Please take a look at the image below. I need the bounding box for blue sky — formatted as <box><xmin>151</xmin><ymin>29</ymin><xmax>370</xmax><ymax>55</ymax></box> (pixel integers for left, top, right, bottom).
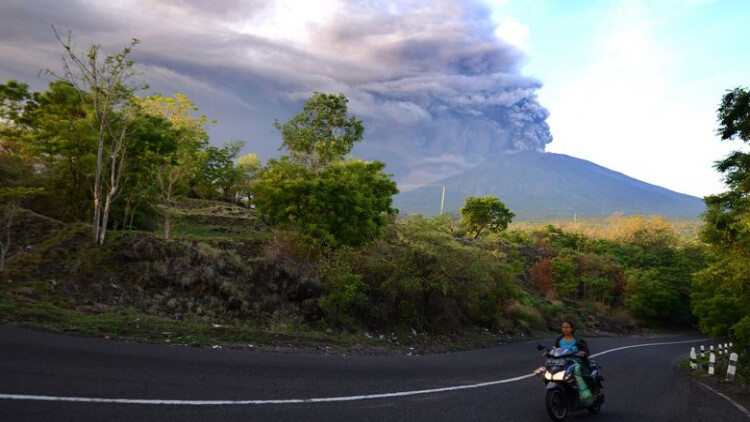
<box><xmin>490</xmin><ymin>0</ymin><xmax>750</xmax><ymax>197</ymax></box>
<box><xmin>1</xmin><ymin>0</ymin><xmax>748</xmax><ymax>198</ymax></box>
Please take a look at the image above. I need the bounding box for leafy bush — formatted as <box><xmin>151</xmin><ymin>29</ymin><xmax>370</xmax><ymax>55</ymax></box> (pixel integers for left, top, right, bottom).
<box><xmin>344</xmin><ymin>215</ymin><xmax>520</xmax><ymax>331</ymax></box>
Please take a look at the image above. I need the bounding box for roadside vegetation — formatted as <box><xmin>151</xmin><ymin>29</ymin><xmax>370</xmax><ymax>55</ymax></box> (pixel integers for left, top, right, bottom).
<box><xmin>0</xmin><ymin>33</ymin><xmax>748</xmax><ymax>367</ymax></box>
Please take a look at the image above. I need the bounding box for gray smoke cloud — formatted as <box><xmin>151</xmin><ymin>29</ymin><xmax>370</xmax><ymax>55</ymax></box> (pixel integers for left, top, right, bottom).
<box><xmin>309</xmin><ymin>1</ymin><xmax>553</xmax><ymax>186</ymax></box>
<box><xmin>0</xmin><ymin>0</ymin><xmax>551</xmax><ymax>188</ymax></box>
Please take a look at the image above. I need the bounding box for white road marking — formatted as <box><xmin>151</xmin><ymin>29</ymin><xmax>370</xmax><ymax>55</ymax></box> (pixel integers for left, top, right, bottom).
<box><xmin>699</xmin><ymin>382</ymin><xmax>750</xmax><ymax>419</ymax></box>
<box><xmin>0</xmin><ymin>338</ymin><xmax>705</xmax><ymax>406</ymax></box>
<box><xmin>589</xmin><ymin>338</ymin><xmax>707</xmax><ymax>358</ymax></box>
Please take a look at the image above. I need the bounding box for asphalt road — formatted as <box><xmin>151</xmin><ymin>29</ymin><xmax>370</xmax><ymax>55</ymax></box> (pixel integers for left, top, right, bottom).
<box><xmin>0</xmin><ymin>326</ymin><xmax>746</xmax><ymax>421</ymax></box>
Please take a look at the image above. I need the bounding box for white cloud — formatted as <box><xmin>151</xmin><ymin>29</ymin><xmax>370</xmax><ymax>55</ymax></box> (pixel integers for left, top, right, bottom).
<box><xmin>494</xmin><ymin>18</ymin><xmax>530</xmax><ymax>51</ymax></box>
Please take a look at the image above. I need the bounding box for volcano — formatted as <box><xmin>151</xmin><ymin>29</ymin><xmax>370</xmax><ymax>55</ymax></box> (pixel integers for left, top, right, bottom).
<box><xmin>392</xmin><ymin>151</ymin><xmax>706</xmax><ymax>220</ymax></box>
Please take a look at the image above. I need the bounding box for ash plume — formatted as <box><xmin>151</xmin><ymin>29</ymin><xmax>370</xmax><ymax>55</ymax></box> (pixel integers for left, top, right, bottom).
<box><xmin>0</xmin><ymin>0</ymin><xmax>552</xmax><ymax>187</ymax></box>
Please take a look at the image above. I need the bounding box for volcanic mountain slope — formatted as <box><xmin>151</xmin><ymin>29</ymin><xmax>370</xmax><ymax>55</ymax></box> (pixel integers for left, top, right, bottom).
<box><xmin>392</xmin><ymin>151</ymin><xmax>706</xmax><ymax>220</ymax></box>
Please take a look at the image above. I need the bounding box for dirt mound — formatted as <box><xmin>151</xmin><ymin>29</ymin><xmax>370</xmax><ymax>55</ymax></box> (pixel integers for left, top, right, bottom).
<box><xmin>6</xmin><ymin>208</ymin><xmax>65</xmax><ymax>258</ymax></box>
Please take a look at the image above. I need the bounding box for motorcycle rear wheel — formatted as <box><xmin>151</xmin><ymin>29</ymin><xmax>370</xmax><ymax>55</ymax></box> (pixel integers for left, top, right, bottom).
<box><xmin>588</xmin><ymin>383</ymin><xmax>603</xmax><ymax>414</ymax></box>
<box><xmin>545</xmin><ymin>388</ymin><xmax>568</xmax><ymax>422</ymax></box>
<box><xmin>587</xmin><ymin>401</ymin><xmax>601</xmax><ymax>414</ymax></box>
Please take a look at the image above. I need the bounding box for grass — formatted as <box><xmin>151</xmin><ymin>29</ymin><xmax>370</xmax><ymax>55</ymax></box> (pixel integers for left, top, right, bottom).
<box><xmin>167</xmin><ymin>222</ymin><xmax>259</xmax><ymax>239</ymax></box>
<box><xmin>0</xmin><ymin>279</ymin><xmax>359</xmax><ymax>350</ymax></box>
<box><xmin>0</xmin><ymin>277</ymin><xmax>532</xmax><ymax>354</ymax></box>
<box><xmin>1</xmin><ymin>278</ymin><xmax>500</xmax><ymax>353</ymax></box>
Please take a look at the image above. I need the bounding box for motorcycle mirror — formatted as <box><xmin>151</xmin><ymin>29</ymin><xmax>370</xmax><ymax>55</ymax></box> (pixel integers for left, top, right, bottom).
<box><xmin>536</xmin><ymin>344</ymin><xmax>546</xmax><ymax>351</ymax></box>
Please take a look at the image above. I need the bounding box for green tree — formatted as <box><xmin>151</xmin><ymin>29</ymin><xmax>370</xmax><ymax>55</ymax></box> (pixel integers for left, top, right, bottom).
<box><xmin>255</xmin><ymin>93</ymin><xmax>397</xmax><ymax>247</ymax></box>
<box><xmin>551</xmin><ymin>254</ymin><xmax>578</xmax><ymax>299</ymax></box>
<box><xmin>460</xmin><ymin>195</ymin><xmax>515</xmax><ymax>240</ymax></box>
<box><xmin>23</xmin><ymin>81</ymin><xmax>97</xmax><ymax>221</ymax></box>
<box><xmin>117</xmin><ymin>112</ymin><xmax>179</xmax><ymax>230</ymax></box>
<box><xmin>50</xmin><ymin>28</ymin><xmax>146</xmax><ymax>244</ymax></box>
<box><xmin>694</xmin><ymin>86</ymin><xmax>750</xmax><ymax>343</ymax></box>
<box><xmin>253</xmin><ymin>157</ymin><xmax>398</xmax><ymax>247</ymax></box>
<box><xmin>138</xmin><ymin>94</ymin><xmax>210</xmax><ymax>238</ymax></box>
<box><xmin>273</xmin><ymin>92</ymin><xmax>364</xmax><ymax>172</ymax></box>
<box><xmin>0</xmin><ymin>80</ymin><xmax>34</xmax><ymax>155</ymax></box>
<box><xmin>190</xmin><ymin>141</ymin><xmax>247</xmax><ymax>202</ymax></box>
<box><xmin>235</xmin><ymin>152</ymin><xmax>261</xmax><ymax>205</ymax></box>
<box><xmin>0</xmin><ymin>81</ymin><xmax>35</xmax><ymax>188</ymax></box>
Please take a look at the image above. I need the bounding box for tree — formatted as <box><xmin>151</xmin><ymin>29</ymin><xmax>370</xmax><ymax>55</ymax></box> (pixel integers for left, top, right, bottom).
<box><xmin>138</xmin><ymin>94</ymin><xmax>210</xmax><ymax>238</ymax></box>
<box><xmin>191</xmin><ymin>141</ymin><xmax>245</xmax><ymax>202</ymax></box>
<box><xmin>273</xmin><ymin>92</ymin><xmax>364</xmax><ymax>172</ymax></box>
<box><xmin>0</xmin><ymin>80</ymin><xmax>34</xmax><ymax>154</ymax></box>
<box><xmin>0</xmin><ymin>81</ymin><xmax>35</xmax><ymax>187</ymax></box>
<box><xmin>22</xmin><ymin>81</ymin><xmax>97</xmax><ymax>221</ymax></box>
<box><xmin>49</xmin><ymin>28</ymin><xmax>146</xmax><ymax>244</ymax></box>
<box><xmin>460</xmin><ymin>195</ymin><xmax>515</xmax><ymax>240</ymax></box>
<box><xmin>551</xmin><ymin>254</ymin><xmax>579</xmax><ymax>299</ymax></box>
<box><xmin>255</xmin><ymin>92</ymin><xmax>397</xmax><ymax>247</ymax></box>
<box><xmin>717</xmin><ymin>87</ymin><xmax>750</xmax><ymax>142</ymax></box>
<box><xmin>253</xmin><ymin>158</ymin><xmax>398</xmax><ymax>247</ymax></box>
<box><xmin>694</xmin><ymin>86</ymin><xmax>750</xmax><ymax>344</ymax></box>
<box><xmin>234</xmin><ymin>152</ymin><xmax>261</xmax><ymax>206</ymax></box>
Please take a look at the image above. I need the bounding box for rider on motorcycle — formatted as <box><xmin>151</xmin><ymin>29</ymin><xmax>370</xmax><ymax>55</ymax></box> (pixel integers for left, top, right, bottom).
<box><xmin>554</xmin><ymin>320</ymin><xmax>594</xmax><ymax>403</ymax></box>
<box><xmin>554</xmin><ymin>320</ymin><xmax>589</xmax><ymax>361</ymax></box>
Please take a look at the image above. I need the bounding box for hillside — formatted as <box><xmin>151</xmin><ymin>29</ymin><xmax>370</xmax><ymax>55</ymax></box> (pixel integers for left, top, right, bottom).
<box><xmin>393</xmin><ymin>151</ymin><xmax>706</xmax><ymax>220</ymax></box>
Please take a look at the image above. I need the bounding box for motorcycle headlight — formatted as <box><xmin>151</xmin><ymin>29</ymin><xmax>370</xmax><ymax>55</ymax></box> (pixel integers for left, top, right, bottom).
<box><xmin>544</xmin><ymin>371</ymin><xmax>552</xmax><ymax>380</ymax></box>
<box><xmin>551</xmin><ymin>371</ymin><xmax>566</xmax><ymax>381</ymax></box>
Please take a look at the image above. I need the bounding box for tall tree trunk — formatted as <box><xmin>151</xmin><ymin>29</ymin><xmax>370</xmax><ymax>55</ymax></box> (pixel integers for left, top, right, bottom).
<box><xmin>128</xmin><ymin>203</ymin><xmax>139</xmax><ymax>230</ymax></box>
<box><xmin>99</xmin><ymin>186</ymin><xmax>117</xmax><ymax>244</ymax></box>
<box><xmin>92</xmin><ymin>122</ymin><xmax>105</xmax><ymax>242</ymax></box>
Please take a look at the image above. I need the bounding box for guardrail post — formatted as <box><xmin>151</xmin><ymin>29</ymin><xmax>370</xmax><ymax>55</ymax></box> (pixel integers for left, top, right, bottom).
<box><xmin>726</xmin><ymin>352</ymin><xmax>739</xmax><ymax>382</ymax></box>
<box><xmin>709</xmin><ymin>353</ymin><xmax>716</xmax><ymax>375</ymax></box>
<box><xmin>690</xmin><ymin>347</ymin><xmax>697</xmax><ymax>370</ymax></box>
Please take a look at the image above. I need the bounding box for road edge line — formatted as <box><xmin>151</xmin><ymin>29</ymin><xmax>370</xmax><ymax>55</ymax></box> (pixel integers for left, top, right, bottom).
<box><xmin>697</xmin><ymin>381</ymin><xmax>750</xmax><ymax>419</ymax></box>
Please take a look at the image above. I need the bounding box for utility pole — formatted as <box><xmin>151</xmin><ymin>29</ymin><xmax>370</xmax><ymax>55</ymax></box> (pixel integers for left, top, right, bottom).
<box><xmin>396</xmin><ymin>183</ymin><xmax>447</xmax><ymax>216</ymax></box>
<box><xmin>440</xmin><ymin>184</ymin><xmax>446</xmax><ymax>215</ymax></box>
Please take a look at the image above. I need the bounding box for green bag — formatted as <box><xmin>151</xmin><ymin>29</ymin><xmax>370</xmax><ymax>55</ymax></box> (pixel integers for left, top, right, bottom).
<box><xmin>574</xmin><ymin>362</ymin><xmax>594</xmax><ymax>407</ymax></box>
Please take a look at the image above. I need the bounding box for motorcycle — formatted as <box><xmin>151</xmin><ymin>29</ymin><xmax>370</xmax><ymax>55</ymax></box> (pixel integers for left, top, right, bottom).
<box><xmin>534</xmin><ymin>344</ymin><xmax>605</xmax><ymax>422</ymax></box>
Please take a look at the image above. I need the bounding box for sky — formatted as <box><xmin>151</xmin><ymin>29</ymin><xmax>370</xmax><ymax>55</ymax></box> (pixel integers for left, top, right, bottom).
<box><xmin>1</xmin><ymin>0</ymin><xmax>749</xmax><ymax>198</ymax></box>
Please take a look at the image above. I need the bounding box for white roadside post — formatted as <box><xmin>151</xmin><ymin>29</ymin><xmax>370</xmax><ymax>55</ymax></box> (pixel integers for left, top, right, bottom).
<box><xmin>690</xmin><ymin>347</ymin><xmax>698</xmax><ymax>370</ymax></box>
<box><xmin>709</xmin><ymin>353</ymin><xmax>716</xmax><ymax>375</ymax></box>
<box><xmin>727</xmin><ymin>352</ymin><xmax>739</xmax><ymax>382</ymax></box>
<box><xmin>719</xmin><ymin>344</ymin><xmax>724</xmax><ymax>355</ymax></box>
<box><xmin>700</xmin><ymin>345</ymin><xmax>705</xmax><ymax>359</ymax></box>
<box><xmin>725</xmin><ymin>342</ymin><xmax>730</xmax><ymax>352</ymax></box>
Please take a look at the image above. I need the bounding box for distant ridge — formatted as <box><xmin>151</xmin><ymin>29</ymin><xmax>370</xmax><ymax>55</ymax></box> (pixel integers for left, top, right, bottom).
<box><xmin>393</xmin><ymin>151</ymin><xmax>706</xmax><ymax>220</ymax></box>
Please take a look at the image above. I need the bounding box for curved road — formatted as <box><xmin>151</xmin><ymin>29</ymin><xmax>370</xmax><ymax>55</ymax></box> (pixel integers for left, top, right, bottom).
<box><xmin>0</xmin><ymin>326</ymin><xmax>745</xmax><ymax>421</ymax></box>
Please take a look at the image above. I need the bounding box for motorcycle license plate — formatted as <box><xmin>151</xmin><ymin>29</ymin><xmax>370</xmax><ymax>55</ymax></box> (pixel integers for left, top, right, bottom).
<box><xmin>546</xmin><ymin>358</ymin><xmax>566</xmax><ymax>366</ymax></box>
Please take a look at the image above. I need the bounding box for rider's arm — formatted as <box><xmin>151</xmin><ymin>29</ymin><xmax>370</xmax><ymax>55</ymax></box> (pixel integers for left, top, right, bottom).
<box><xmin>577</xmin><ymin>338</ymin><xmax>590</xmax><ymax>357</ymax></box>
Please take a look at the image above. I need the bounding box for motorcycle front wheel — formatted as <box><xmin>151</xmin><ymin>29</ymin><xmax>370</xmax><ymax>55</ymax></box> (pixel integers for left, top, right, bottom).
<box><xmin>545</xmin><ymin>388</ymin><xmax>568</xmax><ymax>422</ymax></box>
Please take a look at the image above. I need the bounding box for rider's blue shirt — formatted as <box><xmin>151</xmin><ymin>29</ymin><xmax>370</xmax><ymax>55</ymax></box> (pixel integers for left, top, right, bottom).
<box><xmin>559</xmin><ymin>337</ymin><xmax>579</xmax><ymax>353</ymax></box>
